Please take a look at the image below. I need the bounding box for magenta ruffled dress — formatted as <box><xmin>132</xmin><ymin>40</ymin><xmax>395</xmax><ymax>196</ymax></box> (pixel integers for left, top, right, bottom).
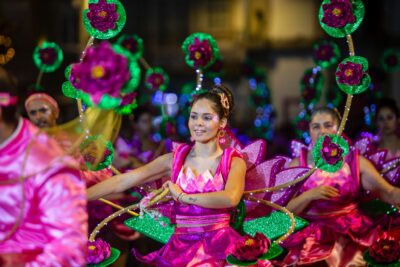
<box><xmin>0</xmin><ymin>119</ymin><xmax>87</xmax><ymax>267</ymax></box>
<box><xmin>132</xmin><ymin>144</ymin><xmax>244</xmax><ymax>267</ymax></box>
<box><xmin>277</xmin><ymin>149</ymin><xmax>380</xmax><ymax>266</ymax></box>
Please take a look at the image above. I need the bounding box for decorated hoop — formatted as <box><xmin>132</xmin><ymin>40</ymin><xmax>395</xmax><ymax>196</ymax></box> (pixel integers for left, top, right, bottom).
<box><xmin>83</xmin><ymin>0</ymin><xmax>126</xmax><ymax>40</ymax></box>
<box><xmin>33</xmin><ymin>42</ymin><xmax>63</xmax><ymax>73</ymax></box>
<box><xmin>182</xmin><ymin>32</ymin><xmax>219</xmax><ymax>70</ymax></box>
<box><xmin>145</xmin><ymin>67</ymin><xmax>170</xmax><ymax>91</ymax></box>
<box><xmin>300</xmin><ymin>67</ymin><xmax>324</xmax><ymax>107</ymax></box>
<box><xmin>335</xmin><ymin>56</ymin><xmax>371</xmax><ymax>95</ymax></box>
<box><xmin>116</xmin><ymin>34</ymin><xmax>144</xmax><ymax>60</ymax></box>
<box><xmin>381</xmin><ymin>49</ymin><xmax>400</xmax><ymax>73</ymax></box>
<box><xmin>312</xmin><ymin>134</ymin><xmax>349</xmax><ymax>173</ymax></box>
<box><xmin>318</xmin><ymin>0</ymin><xmax>365</xmax><ymax>38</ymax></box>
<box><xmin>313</xmin><ymin>40</ymin><xmax>341</xmax><ymax>69</ymax></box>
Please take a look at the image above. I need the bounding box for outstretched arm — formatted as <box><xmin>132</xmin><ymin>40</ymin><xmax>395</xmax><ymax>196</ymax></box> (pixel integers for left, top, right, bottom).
<box><xmin>167</xmin><ymin>157</ymin><xmax>246</xmax><ymax>209</ymax></box>
<box><xmin>88</xmin><ymin>153</ymin><xmax>173</xmax><ymax>200</ymax></box>
<box><xmin>360</xmin><ymin>156</ymin><xmax>400</xmax><ymax>205</ymax></box>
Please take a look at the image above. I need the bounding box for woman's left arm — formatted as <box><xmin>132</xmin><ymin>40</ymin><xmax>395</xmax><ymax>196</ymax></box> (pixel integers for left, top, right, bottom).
<box><xmin>167</xmin><ymin>157</ymin><xmax>247</xmax><ymax>209</ymax></box>
<box><xmin>360</xmin><ymin>156</ymin><xmax>400</xmax><ymax>205</ymax></box>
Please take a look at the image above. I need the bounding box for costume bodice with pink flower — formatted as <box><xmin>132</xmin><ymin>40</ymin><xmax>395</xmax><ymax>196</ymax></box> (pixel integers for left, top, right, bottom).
<box><xmin>171</xmin><ymin>144</ymin><xmax>242</xmax><ymax>219</ymax></box>
<box><xmin>297</xmin><ymin>147</ymin><xmax>361</xmax><ymax>219</ymax></box>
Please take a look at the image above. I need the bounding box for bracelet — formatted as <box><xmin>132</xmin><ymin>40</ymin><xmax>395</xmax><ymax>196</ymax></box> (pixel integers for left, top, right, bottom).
<box><xmin>177</xmin><ymin>192</ymin><xmax>185</xmax><ymax>203</ymax></box>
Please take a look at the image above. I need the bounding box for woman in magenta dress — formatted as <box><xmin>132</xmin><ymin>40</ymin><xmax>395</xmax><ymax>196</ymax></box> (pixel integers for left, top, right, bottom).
<box><xmin>88</xmin><ymin>84</ymin><xmax>247</xmax><ymax>266</ymax></box>
<box><xmin>375</xmin><ymin>98</ymin><xmax>400</xmax><ymax>159</ymax></box>
<box><xmin>277</xmin><ymin>107</ymin><xmax>400</xmax><ymax>267</ymax></box>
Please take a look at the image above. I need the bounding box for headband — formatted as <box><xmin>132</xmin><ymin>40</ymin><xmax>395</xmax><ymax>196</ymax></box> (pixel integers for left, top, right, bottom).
<box><xmin>25</xmin><ymin>93</ymin><xmax>59</xmax><ymax>112</ymax></box>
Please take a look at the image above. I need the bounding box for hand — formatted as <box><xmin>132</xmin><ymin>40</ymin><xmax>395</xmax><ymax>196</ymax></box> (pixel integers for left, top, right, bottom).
<box><xmin>163</xmin><ymin>181</ymin><xmax>183</xmax><ymax>201</ymax></box>
<box><xmin>305</xmin><ymin>185</ymin><xmax>339</xmax><ymax>201</ymax></box>
<box><xmin>0</xmin><ymin>254</ymin><xmax>26</xmax><ymax>267</ymax></box>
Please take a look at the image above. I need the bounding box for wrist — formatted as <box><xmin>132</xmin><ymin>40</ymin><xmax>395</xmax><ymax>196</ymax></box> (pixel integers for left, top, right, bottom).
<box><xmin>177</xmin><ymin>192</ymin><xmax>185</xmax><ymax>203</ymax></box>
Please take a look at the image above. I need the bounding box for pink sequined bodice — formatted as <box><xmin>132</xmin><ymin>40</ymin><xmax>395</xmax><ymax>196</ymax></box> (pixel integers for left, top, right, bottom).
<box><xmin>176</xmin><ymin>167</ymin><xmax>224</xmax><ymax>194</ymax></box>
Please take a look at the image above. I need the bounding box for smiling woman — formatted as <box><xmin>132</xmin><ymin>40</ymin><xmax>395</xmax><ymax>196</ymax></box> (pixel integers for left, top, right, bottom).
<box><xmin>277</xmin><ymin>106</ymin><xmax>400</xmax><ymax>266</ymax></box>
<box><xmin>87</xmin><ymin>84</ymin><xmax>248</xmax><ymax>266</ymax></box>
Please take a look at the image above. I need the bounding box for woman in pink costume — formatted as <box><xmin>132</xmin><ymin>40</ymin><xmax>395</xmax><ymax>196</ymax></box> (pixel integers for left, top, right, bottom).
<box><xmin>88</xmin><ymin>84</ymin><xmax>247</xmax><ymax>266</ymax></box>
<box><xmin>277</xmin><ymin>107</ymin><xmax>400</xmax><ymax>266</ymax></box>
<box><xmin>375</xmin><ymin>98</ymin><xmax>400</xmax><ymax>160</ymax></box>
<box><xmin>0</xmin><ymin>83</ymin><xmax>87</xmax><ymax>266</ymax></box>
<box><xmin>115</xmin><ymin>106</ymin><xmax>168</xmax><ymax>171</ymax></box>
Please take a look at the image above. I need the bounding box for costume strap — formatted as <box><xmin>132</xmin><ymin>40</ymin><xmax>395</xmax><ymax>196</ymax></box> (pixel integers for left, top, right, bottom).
<box><xmin>346</xmin><ymin>149</ymin><xmax>360</xmax><ymax>192</ymax></box>
<box><xmin>170</xmin><ymin>143</ymin><xmax>191</xmax><ymax>183</ymax></box>
<box><xmin>219</xmin><ymin>147</ymin><xmax>243</xmax><ymax>182</ymax></box>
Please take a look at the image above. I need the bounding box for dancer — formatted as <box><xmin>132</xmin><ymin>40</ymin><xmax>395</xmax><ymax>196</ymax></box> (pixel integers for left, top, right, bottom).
<box><xmin>25</xmin><ymin>92</ymin><xmax>59</xmax><ymax>128</ymax></box>
<box><xmin>88</xmin><ymin>84</ymin><xmax>247</xmax><ymax>266</ymax></box>
<box><xmin>0</xmin><ymin>76</ymin><xmax>87</xmax><ymax>266</ymax></box>
<box><xmin>277</xmin><ymin>107</ymin><xmax>400</xmax><ymax>266</ymax></box>
<box><xmin>115</xmin><ymin>106</ymin><xmax>167</xmax><ymax>171</ymax></box>
<box><xmin>375</xmin><ymin>97</ymin><xmax>400</xmax><ymax>159</ymax></box>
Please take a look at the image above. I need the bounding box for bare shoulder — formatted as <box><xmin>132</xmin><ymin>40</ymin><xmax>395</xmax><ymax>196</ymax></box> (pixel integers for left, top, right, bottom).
<box><xmin>231</xmin><ymin>156</ymin><xmax>246</xmax><ymax>170</ymax></box>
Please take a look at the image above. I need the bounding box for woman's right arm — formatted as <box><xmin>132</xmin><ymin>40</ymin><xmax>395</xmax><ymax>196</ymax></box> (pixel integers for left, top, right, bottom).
<box><xmin>286</xmin><ymin>186</ymin><xmax>339</xmax><ymax>214</ymax></box>
<box><xmin>87</xmin><ymin>152</ymin><xmax>173</xmax><ymax>200</ymax></box>
<box><xmin>286</xmin><ymin>157</ymin><xmax>340</xmax><ymax>214</ymax></box>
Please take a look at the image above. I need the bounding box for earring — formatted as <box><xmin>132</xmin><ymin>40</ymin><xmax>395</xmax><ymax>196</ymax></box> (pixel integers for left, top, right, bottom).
<box><xmin>218</xmin><ymin>128</ymin><xmax>226</xmax><ymax>144</ymax></box>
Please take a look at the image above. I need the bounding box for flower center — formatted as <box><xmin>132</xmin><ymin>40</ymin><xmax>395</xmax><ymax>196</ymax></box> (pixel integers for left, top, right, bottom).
<box><xmin>345</xmin><ymin>69</ymin><xmax>353</xmax><ymax>77</ymax></box>
<box><xmin>154</xmin><ymin>77</ymin><xmax>161</xmax><ymax>85</ymax></box>
<box><xmin>98</xmin><ymin>10</ymin><xmax>108</xmax><ymax>18</ymax></box>
<box><xmin>194</xmin><ymin>51</ymin><xmax>202</xmax><ymax>60</ymax></box>
<box><xmin>88</xmin><ymin>245</ymin><xmax>96</xmax><ymax>250</ymax></box>
<box><xmin>91</xmin><ymin>65</ymin><xmax>105</xmax><ymax>79</ymax></box>
<box><xmin>245</xmin><ymin>239</ymin><xmax>255</xmax><ymax>246</ymax></box>
<box><xmin>330</xmin><ymin>148</ymin><xmax>338</xmax><ymax>157</ymax></box>
<box><xmin>332</xmin><ymin>8</ymin><xmax>342</xmax><ymax>16</ymax></box>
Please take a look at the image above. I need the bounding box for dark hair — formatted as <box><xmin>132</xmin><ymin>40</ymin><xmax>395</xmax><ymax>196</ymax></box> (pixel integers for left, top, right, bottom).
<box><xmin>376</xmin><ymin>98</ymin><xmax>399</xmax><ymax>118</ymax></box>
<box><xmin>0</xmin><ymin>75</ymin><xmax>18</xmax><ymax>125</ymax></box>
<box><xmin>131</xmin><ymin>106</ymin><xmax>154</xmax><ymax>123</ymax></box>
<box><xmin>310</xmin><ymin>106</ymin><xmax>341</xmax><ymax>125</ymax></box>
<box><xmin>192</xmin><ymin>84</ymin><xmax>234</xmax><ymax>119</ymax></box>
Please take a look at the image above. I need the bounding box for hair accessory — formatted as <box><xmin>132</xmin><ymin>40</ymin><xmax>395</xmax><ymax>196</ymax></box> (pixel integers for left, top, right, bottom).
<box><xmin>0</xmin><ymin>93</ymin><xmax>18</xmax><ymax>107</ymax></box>
<box><xmin>218</xmin><ymin>93</ymin><xmax>230</xmax><ymax>116</ymax></box>
<box><xmin>25</xmin><ymin>93</ymin><xmax>59</xmax><ymax>112</ymax></box>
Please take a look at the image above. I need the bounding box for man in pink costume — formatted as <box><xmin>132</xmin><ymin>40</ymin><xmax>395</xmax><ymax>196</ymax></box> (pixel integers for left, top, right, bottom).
<box><xmin>24</xmin><ymin>92</ymin><xmax>112</xmax><ymax>187</ymax></box>
<box><xmin>0</xmin><ymin>81</ymin><xmax>87</xmax><ymax>266</ymax></box>
<box><xmin>25</xmin><ymin>92</ymin><xmax>59</xmax><ymax>128</ymax></box>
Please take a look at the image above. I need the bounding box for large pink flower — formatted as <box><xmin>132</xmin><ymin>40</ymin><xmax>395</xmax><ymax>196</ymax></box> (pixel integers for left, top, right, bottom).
<box><xmin>87</xmin><ymin>238</ymin><xmax>111</xmax><ymax>264</ymax></box>
<box><xmin>231</xmin><ymin>233</ymin><xmax>271</xmax><ymax>261</ymax></box>
<box><xmin>70</xmin><ymin>41</ymin><xmax>130</xmax><ymax>104</ymax></box>
<box><xmin>336</xmin><ymin>61</ymin><xmax>363</xmax><ymax>85</ymax></box>
<box><xmin>86</xmin><ymin>0</ymin><xmax>118</xmax><ymax>32</ymax></box>
<box><xmin>188</xmin><ymin>37</ymin><xmax>213</xmax><ymax>68</ymax></box>
<box><xmin>322</xmin><ymin>0</ymin><xmax>355</xmax><ymax>28</ymax></box>
<box><xmin>321</xmin><ymin>136</ymin><xmax>343</xmax><ymax>165</ymax></box>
